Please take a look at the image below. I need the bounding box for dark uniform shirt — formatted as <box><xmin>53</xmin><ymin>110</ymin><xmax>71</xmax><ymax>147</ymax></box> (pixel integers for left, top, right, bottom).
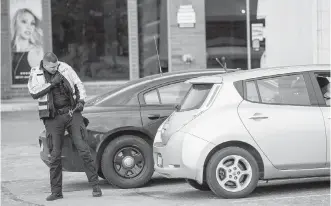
<box><xmin>52</xmin><ymin>80</ymin><xmax>71</xmax><ymax>109</ymax></box>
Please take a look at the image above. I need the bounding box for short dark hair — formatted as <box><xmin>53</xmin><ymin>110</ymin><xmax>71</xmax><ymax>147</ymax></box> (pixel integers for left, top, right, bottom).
<box><xmin>43</xmin><ymin>52</ymin><xmax>58</xmax><ymax>63</ymax></box>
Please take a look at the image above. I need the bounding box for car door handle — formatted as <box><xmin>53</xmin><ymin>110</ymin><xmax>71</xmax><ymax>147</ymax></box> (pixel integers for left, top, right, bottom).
<box><xmin>148</xmin><ymin>114</ymin><xmax>161</xmax><ymax>120</ymax></box>
<box><xmin>249</xmin><ymin>113</ymin><xmax>269</xmax><ymax>120</ymax></box>
<box><xmin>249</xmin><ymin>116</ymin><xmax>268</xmax><ymax>120</ymax></box>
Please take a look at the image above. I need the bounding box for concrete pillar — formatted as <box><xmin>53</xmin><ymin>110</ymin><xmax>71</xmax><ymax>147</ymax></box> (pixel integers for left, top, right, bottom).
<box><xmin>1</xmin><ymin>0</ymin><xmax>12</xmax><ymax>99</ymax></box>
<box><xmin>128</xmin><ymin>0</ymin><xmax>140</xmax><ymax>80</ymax></box>
<box><xmin>42</xmin><ymin>0</ymin><xmax>52</xmax><ymax>53</ymax></box>
<box><xmin>167</xmin><ymin>0</ymin><xmax>207</xmax><ymax>72</ymax></box>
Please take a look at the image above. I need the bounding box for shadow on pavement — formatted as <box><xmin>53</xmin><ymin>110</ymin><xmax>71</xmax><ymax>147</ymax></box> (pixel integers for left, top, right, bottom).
<box><xmin>143</xmin><ymin>180</ymin><xmax>330</xmax><ymax>200</ymax></box>
<box><xmin>63</xmin><ymin>177</ymin><xmax>185</xmax><ymax>192</ymax></box>
<box><xmin>63</xmin><ymin>179</ymin><xmax>114</xmax><ymax>192</ymax></box>
<box><xmin>249</xmin><ymin>180</ymin><xmax>330</xmax><ymax>198</ymax></box>
<box><xmin>145</xmin><ymin>177</ymin><xmax>186</xmax><ymax>187</ymax></box>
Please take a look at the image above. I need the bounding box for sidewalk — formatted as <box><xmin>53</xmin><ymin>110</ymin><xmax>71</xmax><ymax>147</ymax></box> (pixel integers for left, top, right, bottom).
<box><xmin>1</xmin><ymin>96</ymin><xmax>96</xmax><ymax>112</ymax></box>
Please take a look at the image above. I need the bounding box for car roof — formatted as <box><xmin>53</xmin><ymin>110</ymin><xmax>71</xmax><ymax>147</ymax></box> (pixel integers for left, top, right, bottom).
<box><xmin>187</xmin><ymin>64</ymin><xmax>330</xmax><ymax>84</ymax></box>
<box><xmin>87</xmin><ymin>68</ymin><xmax>236</xmax><ymax>105</ymax></box>
<box><xmin>118</xmin><ymin>69</ymin><xmax>235</xmax><ymax>90</ymax></box>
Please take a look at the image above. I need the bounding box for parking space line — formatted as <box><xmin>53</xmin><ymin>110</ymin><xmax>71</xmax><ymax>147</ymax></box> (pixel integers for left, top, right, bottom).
<box><xmin>231</xmin><ymin>193</ymin><xmax>331</xmax><ymax>203</ymax></box>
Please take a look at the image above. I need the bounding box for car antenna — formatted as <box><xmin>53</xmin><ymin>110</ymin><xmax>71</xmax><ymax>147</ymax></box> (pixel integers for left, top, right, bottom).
<box><xmin>215</xmin><ymin>57</ymin><xmax>228</xmax><ymax>73</ymax></box>
<box><xmin>154</xmin><ymin>36</ymin><xmax>163</xmax><ymax>76</ymax></box>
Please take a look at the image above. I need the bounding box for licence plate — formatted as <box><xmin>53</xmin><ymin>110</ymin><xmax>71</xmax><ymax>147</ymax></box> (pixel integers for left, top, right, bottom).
<box><xmin>157</xmin><ymin>154</ymin><xmax>163</xmax><ymax>167</ymax></box>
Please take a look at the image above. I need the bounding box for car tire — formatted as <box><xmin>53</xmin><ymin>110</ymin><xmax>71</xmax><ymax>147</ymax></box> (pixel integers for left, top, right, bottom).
<box><xmin>186</xmin><ymin>179</ymin><xmax>210</xmax><ymax>191</ymax></box>
<box><xmin>101</xmin><ymin>135</ymin><xmax>154</xmax><ymax>189</ymax></box>
<box><xmin>206</xmin><ymin>147</ymin><xmax>259</xmax><ymax>199</ymax></box>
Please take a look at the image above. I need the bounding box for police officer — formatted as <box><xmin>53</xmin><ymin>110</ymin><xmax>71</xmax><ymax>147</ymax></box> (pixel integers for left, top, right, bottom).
<box><xmin>27</xmin><ymin>52</ymin><xmax>102</xmax><ymax>201</ymax></box>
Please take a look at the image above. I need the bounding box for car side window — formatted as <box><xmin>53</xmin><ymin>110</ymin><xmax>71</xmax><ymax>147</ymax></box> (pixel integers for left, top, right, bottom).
<box><xmin>246</xmin><ymin>81</ymin><xmax>259</xmax><ymax>102</ymax></box>
<box><xmin>314</xmin><ymin>73</ymin><xmax>330</xmax><ymax>106</ymax></box>
<box><xmin>143</xmin><ymin>82</ymin><xmax>191</xmax><ymax>105</ymax></box>
<box><xmin>256</xmin><ymin>74</ymin><xmax>311</xmax><ymax>105</ymax></box>
<box><xmin>144</xmin><ymin>90</ymin><xmax>160</xmax><ymax>104</ymax></box>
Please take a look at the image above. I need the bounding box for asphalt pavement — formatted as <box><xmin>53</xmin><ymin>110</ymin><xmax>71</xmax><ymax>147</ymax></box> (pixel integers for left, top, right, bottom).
<box><xmin>1</xmin><ymin>111</ymin><xmax>330</xmax><ymax>206</ymax></box>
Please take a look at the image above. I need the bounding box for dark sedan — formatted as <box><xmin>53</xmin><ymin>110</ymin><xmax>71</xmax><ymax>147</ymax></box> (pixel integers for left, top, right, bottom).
<box><xmin>38</xmin><ymin>69</ymin><xmax>237</xmax><ymax>189</ymax></box>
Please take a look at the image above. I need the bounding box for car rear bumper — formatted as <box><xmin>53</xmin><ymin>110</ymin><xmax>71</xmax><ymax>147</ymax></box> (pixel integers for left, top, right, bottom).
<box><xmin>153</xmin><ymin>131</ymin><xmax>209</xmax><ymax>182</ymax></box>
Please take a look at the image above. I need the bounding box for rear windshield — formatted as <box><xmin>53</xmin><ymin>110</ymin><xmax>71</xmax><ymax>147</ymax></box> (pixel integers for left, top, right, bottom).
<box><xmin>179</xmin><ymin>84</ymin><xmax>214</xmax><ymax>111</ymax></box>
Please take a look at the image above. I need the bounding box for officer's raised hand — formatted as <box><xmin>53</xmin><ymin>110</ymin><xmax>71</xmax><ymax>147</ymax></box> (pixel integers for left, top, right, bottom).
<box><xmin>50</xmin><ymin>73</ymin><xmax>62</xmax><ymax>87</ymax></box>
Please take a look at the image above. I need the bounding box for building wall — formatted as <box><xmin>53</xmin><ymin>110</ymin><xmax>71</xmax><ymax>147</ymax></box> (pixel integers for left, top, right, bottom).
<box><xmin>258</xmin><ymin>0</ymin><xmax>316</xmax><ymax>67</ymax></box>
<box><xmin>167</xmin><ymin>0</ymin><xmax>207</xmax><ymax>72</ymax></box>
<box><xmin>240</xmin><ymin>0</ymin><xmax>329</xmax><ymax>69</ymax></box>
<box><xmin>1</xmin><ymin>0</ymin><xmax>12</xmax><ymax>99</ymax></box>
<box><xmin>316</xmin><ymin>0</ymin><xmax>330</xmax><ymax>64</ymax></box>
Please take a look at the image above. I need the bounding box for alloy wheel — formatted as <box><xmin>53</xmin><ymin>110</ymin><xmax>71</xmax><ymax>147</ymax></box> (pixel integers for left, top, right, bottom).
<box><xmin>215</xmin><ymin>155</ymin><xmax>252</xmax><ymax>192</ymax></box>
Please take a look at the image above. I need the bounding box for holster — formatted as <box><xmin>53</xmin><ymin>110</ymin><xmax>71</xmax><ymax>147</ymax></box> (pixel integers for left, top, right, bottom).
<box><xmin>83</xmin><ymin>116</ymin><xmax>89</xmax><ymax>127</ymax></box>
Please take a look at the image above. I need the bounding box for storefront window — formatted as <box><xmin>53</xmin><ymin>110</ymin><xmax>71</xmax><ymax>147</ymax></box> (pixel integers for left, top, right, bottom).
<box><xmin>205</xmin><ymin>0</ymin><xmax>248</xmax><ymax>69</ymax></box>
<box><xmin>138</xmin><ymin>0</ymin><xmax>168</xmax><ymax>78</ymax></box>
<box><xmin>51</xmin><ymin>0</ymin><xmax>129</xmax><ymax>81</ymax></box>
<box><xmin>205</xmin><ymin>0</ymin><xmax>265</xmax><ymax>70</ymax></box>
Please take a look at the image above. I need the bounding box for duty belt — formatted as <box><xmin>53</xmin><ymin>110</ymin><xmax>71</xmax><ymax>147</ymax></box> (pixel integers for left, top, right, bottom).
<box><xmin>55</xmin><ymin>106</ymin><xmax>72</xmax><ymax>116</ymax></box>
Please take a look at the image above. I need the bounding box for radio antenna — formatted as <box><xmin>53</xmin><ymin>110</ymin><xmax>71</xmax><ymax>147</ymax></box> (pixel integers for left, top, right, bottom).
<box><xmin>215</xmin><ymin>57</ymin><xmax>228</xmax><ymax>73</ymax></box>
<box><xmin>154</xmin><ymin>36</ymin><xmax>163</xmax><ymax>75</ymax></box>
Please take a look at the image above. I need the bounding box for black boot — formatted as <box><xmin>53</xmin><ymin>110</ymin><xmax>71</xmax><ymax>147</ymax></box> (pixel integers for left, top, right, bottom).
<box><xmin>92</xmin><ymin>185</ymin><xmax>102</xmax><ymax>197</ymax></box>
<box><xmin>46</xmin><ymin>192</ymin><xmax>63</xmax><ymax>201</ymax></box>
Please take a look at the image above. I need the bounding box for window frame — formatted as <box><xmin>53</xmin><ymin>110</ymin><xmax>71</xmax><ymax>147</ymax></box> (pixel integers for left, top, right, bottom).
<box><xmin>308</xmin><ymin>70</ymin><xmax>331</xmax><ymax>107</ymax></box>
<box><xmin>245</xmin><ymin>80</ymin><xmax>261</xmax><ymax>103</ymax></box>
<box><xmin>143</xmin><ymin>89</ymin><xmax>162</xmax><ymax>105</ymax></box>
<box><xmin>139</xmin><ymin>79</ymin><xmax>191</xmax><ymax>106</ymax></box>
<box><xmin>233</xmin><ymin>80</ymin><xmax>245</xmax><ymax>99</ymax></box>
<box><xmin>243</xmin><ymin>71</ymin><xmax>318</xmax><ymax>107</ymax></box>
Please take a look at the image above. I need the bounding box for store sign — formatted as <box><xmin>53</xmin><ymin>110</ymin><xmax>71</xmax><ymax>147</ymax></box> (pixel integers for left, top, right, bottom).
<box><xmin>177</xmin><ymin>5</ymin><xmax>196</xmax><ymax>28</ymax></box>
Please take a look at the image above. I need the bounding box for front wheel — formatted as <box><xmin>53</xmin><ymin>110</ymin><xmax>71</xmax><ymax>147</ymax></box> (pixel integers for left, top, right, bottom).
<box><xmin>206</xmin><ymin>147</ymin><xmax>259</xmax><ymax>199</ymax></box>
<box><xmin>101</xmin><ymin>135</ymin><xmax>154</xmax><ymax>188</ymax></box>
<box><xmin>186</xmin><ymin>179</ymin><xmax>210</xmax><ymax>191</ymax></box>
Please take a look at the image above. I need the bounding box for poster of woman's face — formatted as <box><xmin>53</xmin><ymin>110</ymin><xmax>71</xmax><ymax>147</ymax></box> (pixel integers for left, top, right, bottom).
<box><xmin>10</xmin><ymin>0</ymin><xmax>44</xmax><ymax>84</ymax></box>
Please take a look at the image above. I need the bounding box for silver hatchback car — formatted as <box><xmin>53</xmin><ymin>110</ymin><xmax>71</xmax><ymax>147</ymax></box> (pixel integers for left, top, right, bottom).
<box><xmin>153</xmin><ymin>65</ymin><xmax>330</xmax><ymax>199</ymax></box>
